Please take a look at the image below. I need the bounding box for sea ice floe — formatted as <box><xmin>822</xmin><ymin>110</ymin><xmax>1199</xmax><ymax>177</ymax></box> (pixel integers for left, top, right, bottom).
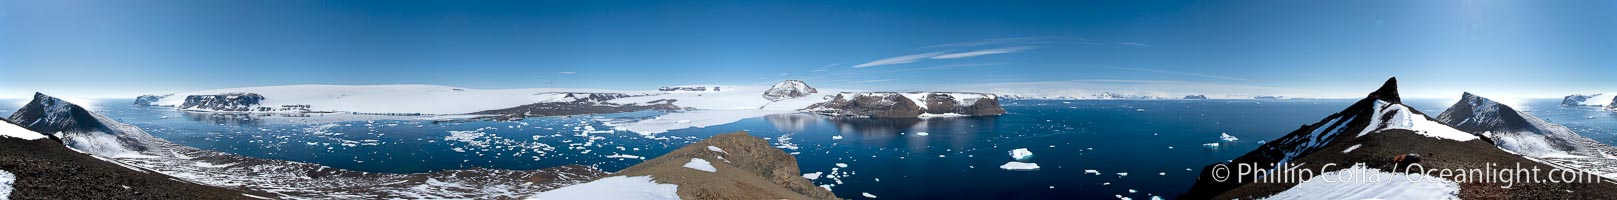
<box><xmin>1202</xmin><ymin>143</ymin><xmax>1219</xmax><ymax>148</ymax></box>
<box><xmin>915</xmin><ymin>132</ymin><xmax>929</xmax><ymax>136</ymax></box>
<box><xmin>605</xmin><ymin>154</ymin><xmax>643</xmax><ymax>160</ymax></box>
<box><xmin>832</xmin><ymin>135</ymin><xmax>843</xmax><ymax>140</ymax></box>
<box><xmin>835</xmin><ymin>163</ymin><xmax>849</xmax><ymax>168</ymax></box>
<box><xmin>803</xmin><ymin>172</ymin><xmax>822</xmax><ymax>180</ymax></box>
<box><xmin>999</xmin><ymin>161</ymin><xmax>1040</xmax><ymax>170</ymax></box>
<box><xmin>1220</xmin><ymin>132</ymin><xmax>1239</xmax><ymax>141</ymax></box>
<box><xmin>1084</xmin><ymin>169</ymin><xmax>1100</xmax><ymax>175</ymax></box>
<box><xmin>1009</xmin><ymin>148</ymin><xmax>1034</xmax><ymax>161</ymax></box>
<box><xmin>862</xmin><ymin>192</ymin><xmax>878</xmax><ymax>198</ymax></box>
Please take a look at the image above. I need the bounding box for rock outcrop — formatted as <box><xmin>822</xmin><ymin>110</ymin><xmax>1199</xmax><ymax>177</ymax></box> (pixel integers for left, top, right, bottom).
<box><xmin>804</xmin><ymin>92</ymin><xmax>1005</xmax><ymax>118</ymax></box>
<box><xmin>540</xmin><ymin>131</ymin><xmax>837</xmax><ymax>199</ymax></box>
<box><xmin>763</xmin><ymin>80</ymin><xmax>818</xmax><ymax>101</ymax></box>
<box><xmin>179</xmin><ymin>93</ymin><xmax>265</xmax><ymax>111</ymax></box>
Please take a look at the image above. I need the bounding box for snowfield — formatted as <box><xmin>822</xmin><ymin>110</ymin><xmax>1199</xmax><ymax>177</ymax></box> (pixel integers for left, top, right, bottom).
<box><xmin>0</xmin><ymin>170</ymin><xmax>14</xmax><ymax>199</ymax></box>
<box><xmin>1260</xmin><ymin>166</ymin><xmax>1460</xmax><ymax>200</ymax></box>
<box><xmin>1572</xmin><ymin>93</ymin><xmax>1616</xmax><ymax>107</ymax></box>
<box><xmin>607</xmin><ymin>85</ymin><xmax>851</xmax><ymax>111</ymax></box>
<box><xmin>528</xmin><ymin>176</ymin><xmax>680</xmax><ymax>200</ymax></box>
<box><xmin>150</xmin><ymin>84</ymin><xmax>868</xmax><ymax>135</ymax></box>
<box><xmin>683</xmin><ymin>158</ymin><xmax>716</xmax><ymax>172</ymax></box>
<box><xmin>0</xmin><ymin>120</ymin><xmax>47</xmax><ymax>140</ymax></box>
<box><xmin>1358</xmin><ymin>101</ymin><xmax>1478</xmax><ymax>142</ymax></box>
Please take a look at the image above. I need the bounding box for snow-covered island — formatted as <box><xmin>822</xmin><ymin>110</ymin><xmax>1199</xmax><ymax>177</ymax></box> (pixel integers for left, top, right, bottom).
<box><xmin>1562</xmin><ymin>93</ymin><xmax>1616</xmax><ymax>109</ymax></box>
<box><xmin>133</xmin><ymin>80</ymin><xmax>1009</xmax><ymax>135</ymax></box>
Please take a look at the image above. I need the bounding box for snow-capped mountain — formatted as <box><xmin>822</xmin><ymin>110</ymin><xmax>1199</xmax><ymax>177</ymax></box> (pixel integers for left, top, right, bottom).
<box><xmin>1180</xmin><ymin>78</ymin><xmax>1617</xmax><ymax>199</ymax></box>
<box><xmin>1438</xmin><ymin>92</ymin><xmax>1615</xmax><ymax>158</ymax></box>
<box><xmin>8</xmin><ymin>93</ymin><xmax>163</xmax><ymax>157</ymax></box>
<box><xmin>1436</xmin><ymin>92</ymin><xmax>1617</xmax><ymax>179</ymax></box>
<box><xmin>804</xmin><ymin>92</ymin><xmax>1005</xmax><ymax>118</ymax></box>
<box><xmin>762</xmin><ymin>80</ymin><xmax>818</xmax><ymax>101</ymax></box>
<box><xmin>0</xmin><ymin>117</ymin><xmax>256</xmax><ymax>199</ymax></box>
<box><xmin>1183</xmin><ymin>95</ymin><xmax>1209</xmax><ymax>99</ymax></box>
<box><xmin>9</xmin><ymin>92</ymin><xmax>605</xmax><ymax>199</ymax></box>
<box><xmin>1562</xmin><ymin>93</ymin><xmax>1615</xmax><ymax>107</ymax></box>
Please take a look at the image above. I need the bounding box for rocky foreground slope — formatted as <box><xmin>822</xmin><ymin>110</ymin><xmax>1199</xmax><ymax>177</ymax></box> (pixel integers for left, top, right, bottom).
<box><xmin>535</xmin><ymin>131</ymin><xmax>837</xmax><ymax>199</ymax></box>
<box><xmin>1180</xmin><ymin>78</ymin><xmax>1617</xmax><ymax>199</ymax></box>
<box><xmin>0</xmin><ymin>118</ymin><xmax>261</xmax><ymax>199</ymax></box>
<box><xmin>7</xmin><ymin>93</ymin><xmax>606</xmax><ymax>199</ymax></box>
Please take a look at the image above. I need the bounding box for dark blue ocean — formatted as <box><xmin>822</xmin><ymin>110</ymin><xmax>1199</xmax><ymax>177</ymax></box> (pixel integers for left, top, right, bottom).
<box><xmin>3</xmin><ymin>98</ymin><xmax>1615</xmax><ymax>199</ymax></box>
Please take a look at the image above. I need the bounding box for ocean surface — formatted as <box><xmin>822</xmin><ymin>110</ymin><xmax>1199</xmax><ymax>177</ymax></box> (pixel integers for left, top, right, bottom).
<box><xmin>3</xmin><ymin>98</ymin><xmax>1615</xmax><ymax>199</ymax></box>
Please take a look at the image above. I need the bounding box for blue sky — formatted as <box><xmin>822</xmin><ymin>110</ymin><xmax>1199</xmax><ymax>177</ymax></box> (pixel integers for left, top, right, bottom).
<box><xmin>2</xmin><ymin>0</ymin><xmax>1614</xmax><ymax>99</ymax></box>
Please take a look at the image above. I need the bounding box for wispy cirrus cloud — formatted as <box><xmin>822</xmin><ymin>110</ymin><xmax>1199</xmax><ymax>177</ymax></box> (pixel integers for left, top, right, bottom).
<box><xmin>852</xmin><ymin>46</ymin><xmax>1034</xmax><ymax>68</ymax></box>
<box><xmin>558</xmin><ymin>71</ymin><xmax>577</xmax><ymax>75</ymax></box>
<box><xmin>1117</xmin><ymin>42</ymin><xmax>1152</xmax><ymax>47</ymax></box>
<box><xmin>922</xmin><ymin>37</ymin><xmax>1046</xmax><ymax>49</ymax></box>
<box><xmin>931</xmin><ymin>46</ymin><xmax>1036</xmax><ymax>59</ymax></box>
<box><xmin>851</xmin><ymin>52</ymin><xmax>947</xmax><ymax>68</ymax></box>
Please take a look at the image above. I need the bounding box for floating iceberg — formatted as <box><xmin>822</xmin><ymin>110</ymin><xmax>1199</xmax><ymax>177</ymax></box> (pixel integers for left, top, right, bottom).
<box><xmin>999</xmin><ymin>161</ymin><xmax>1040</xmax><ymax>170</ymax></box>
<box><xmin>1220</xmin><ymin>132</ymin><xmax>1239</xmax><ymax>141</ymax></box>
<box><xmin>1009</xmin><ymin>148</ymin><xmax>1034</xmax><ymax>161</ymax></box>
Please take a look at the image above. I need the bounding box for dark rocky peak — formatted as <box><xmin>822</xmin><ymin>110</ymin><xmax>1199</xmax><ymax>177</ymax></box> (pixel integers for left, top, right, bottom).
<box><xmin>8</xmin><ymin>92</ymin><xmax>110</xmax><ymax>136</ymax></box>
<box><xmin>1368</xmin><ymin>77</ymin><xmax>1400</xmax><ymax>104</ymax></box>
<box><xmin>555</xmin><ymin>92</ymin><xmax>632</xmax><ymax>102</ymax></box>
<box><xmin>1438</xmin><ymin>92</ymin><xmax>1533</xmax><ymax>135</ymax></box>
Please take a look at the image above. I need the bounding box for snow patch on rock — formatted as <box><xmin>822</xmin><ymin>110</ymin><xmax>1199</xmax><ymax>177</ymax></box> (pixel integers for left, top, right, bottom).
<box><xmin>1261</xmin><ymin>166</ymin><xmax>1459</xmax><ymax>200</ymax></box>
<box><xmin>528</xmin><ymin>176</ymin><xmax>680</xmax><ymax>200</ymax></box>
<box><xmin>683</xmin><ymin>158</ymin><xmax>716</xmax><ymax>172</ymax></box>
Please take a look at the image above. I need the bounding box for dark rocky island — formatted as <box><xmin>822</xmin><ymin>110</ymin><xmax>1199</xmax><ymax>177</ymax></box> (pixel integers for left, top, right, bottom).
<box><xmin>179</xmin><ymin>93</ymin><xmax>266</xmax><ymax>111</ymax></box>
<box><xmin>804</xmin><ymin>92</ymin><xmax>1006</xmax><ymax>118</ymax></box>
